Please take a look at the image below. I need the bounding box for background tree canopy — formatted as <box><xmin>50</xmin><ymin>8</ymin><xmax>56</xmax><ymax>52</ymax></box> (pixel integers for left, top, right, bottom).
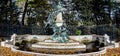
<box><xmin>0</xmin><ymin>0</ymin><xmax>120</xmax><ymax>26</ymax></box>
<box><xmin>0</xmin><ymin>0</ymin><xmax>120</xmax><ymax>40</ymax></box>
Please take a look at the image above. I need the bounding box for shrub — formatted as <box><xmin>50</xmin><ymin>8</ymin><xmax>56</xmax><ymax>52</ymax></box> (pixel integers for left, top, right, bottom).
<box><xmin>75</xmin><ymin>30</ymin><xmax>82</xmax><ymax>35</ymax></box>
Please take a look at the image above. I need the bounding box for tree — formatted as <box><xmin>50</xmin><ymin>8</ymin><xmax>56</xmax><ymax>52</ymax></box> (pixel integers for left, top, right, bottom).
<box><xmin>28</xmin><ymin>0</ymin><xmax>51</xmax><ymax>26</ymax></box>
<box><xmin>72</xmin><ymin>0</ymin><xmax>120</xmax><ymax>25</ymax></box>
<box><xmin>0</xmin><ymin>0</ymin><xmax>10</xmax><ymax>24</ymax></box>
<box><xmin>72</xmin><ymin>0</ymin><xmax>94</xmax><ymax>26</ymax></box>
<box><xmin>16</xmin><ymin>0</ymin><xmax>51</xmax><ymax>26</ymax></box>
<box><xmin>92</xmin><ymin>0</ymin><xmax>104</xmax><ymax>25</ymax></box>
<box><xmin>92</xmin><ymin>0</ymin><xmax>117</xmax><ymax>25</ymax></box>
<box><xmin>0</xmin><ymin>0</ymin><xmax>20</xmax><ymax>25</ymax></box>
<box><xmin>22</xmin><ymin>0</ymin><xmax>28</xmax><ymax>25</ymax></box>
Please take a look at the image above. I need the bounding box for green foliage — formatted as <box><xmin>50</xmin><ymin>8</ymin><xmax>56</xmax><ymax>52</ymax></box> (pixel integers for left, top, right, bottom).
<box><xmin>0</xmin><ymin>0</ymin><xmax>120</xmax><ymax>26</ymax></box>
<box><xmin>83</xmin><ymin>20</ymin><xmax>94</xmax><ymax>26</ymax></box>
<box><xmin>0</xmin><ymin>0</ymin><xmax>20</xmax><ymax>25</ymax></box>
<box><xmin>28</xmin><ymin>0</ymin><xmax>49</xmax><ymax>7</ymax></box>
<box><xmin>75</xmin><ymin>30</ymin><xmax>82</xmax><ymax>35</ymax></box>
<box><xmin>117</xmin><ymin>28</ymin><xmax>120</xmax><ymax>35</ymax></box>
<box><xmin>16</xmin><ymin>0</ymin><xmax>27</xmax><ymax>6</ymax></box>
<box><xmin>80</xmin><ymin>0</ymin><xmax>93</xmax><ymax>18</ymax></box>
<box><xmin>72</xmin><ymin>0</ymin><xmax>94</xmax><ymax>25</ymax></box>
<box><xmin>116</xmin><ymin>28</ymin><xmax>120</xmax><ymax>39</ymax></box>
<box><xmin>15</xmin><ymin>0</ymin><xmax>51</xmax><ymax>26</ymax></box>
<box><xmin>110</xmin><ymin>0</ymin><xmax>115</xmax><ymax>7</ymax></box>
<box><xmin>72</xmin><ymin>0</ymin><xmax>120</xmax><ymax>25</ymax></box>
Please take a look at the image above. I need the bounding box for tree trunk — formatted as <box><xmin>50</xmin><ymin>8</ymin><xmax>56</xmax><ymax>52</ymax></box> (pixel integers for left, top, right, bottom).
<box><xmin>22</xmin><ymin>0</ymin><xmax>28</xmax><ymax>25</ymax></box>
<box><xmin>10</xmin><ymin>0</ymin><xmax>13</xmax><ymax>25</ymax></box>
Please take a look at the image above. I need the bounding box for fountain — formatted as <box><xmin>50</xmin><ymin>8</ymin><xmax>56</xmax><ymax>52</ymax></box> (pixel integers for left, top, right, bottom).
<box><xmin>1</xmin><ymin>0</ymin><xmax>118</xmax><ymax>56</ymax></box>
<box><xmin>30</xmin><ymin>1</ymin><xmax>87</xmax><ymax>54</ymax></box>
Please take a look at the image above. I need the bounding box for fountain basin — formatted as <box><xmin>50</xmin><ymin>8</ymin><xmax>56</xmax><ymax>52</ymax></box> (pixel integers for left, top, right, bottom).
<box><xmin>11</xmin><ymin>34</ymin><xmax>111</xmax><ymax>54</ymax></box>
<box><xmin>32</xmin><ymin>42</ymin><xmax>86</xmax><ymax>49</ymax></box>
<box><xmin>31</xmin><ymin>41</ymin><xmax>86</xmax><ymax>54</ymax></box>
